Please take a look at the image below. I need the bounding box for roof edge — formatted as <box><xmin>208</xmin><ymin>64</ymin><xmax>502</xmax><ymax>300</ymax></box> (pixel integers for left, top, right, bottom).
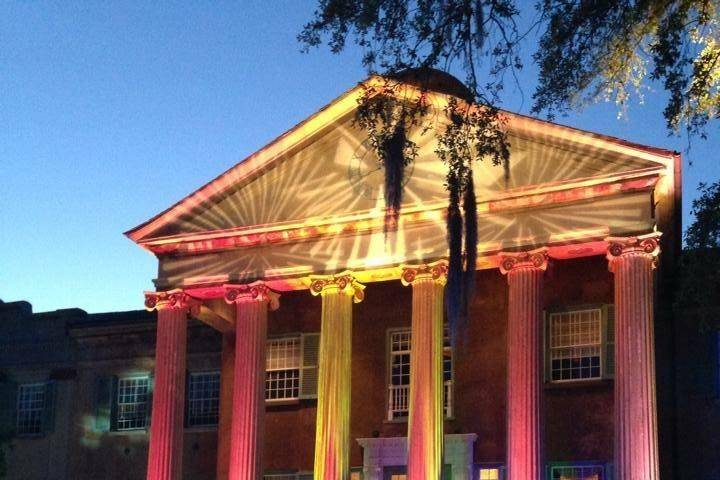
<box><xmin>126</xmin><ymin>75</ymin><xmax>678</xmax><ymax>244</ymax></box>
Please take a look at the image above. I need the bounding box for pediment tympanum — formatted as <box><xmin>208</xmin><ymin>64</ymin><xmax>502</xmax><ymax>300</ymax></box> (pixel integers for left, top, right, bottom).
<box><xmin>126</xmin><ymin>80</ymin><xmax>678</xmax><ymax>290</ymax></box>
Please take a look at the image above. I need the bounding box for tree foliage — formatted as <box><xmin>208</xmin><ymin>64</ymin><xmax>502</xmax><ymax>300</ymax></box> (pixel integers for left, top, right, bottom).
<box><xmin>301</xmin><ymin>1</ymin><xmax>520</xmax><ymax>337</ymax></box>
<box><xmin>299</xmin><ymin>0</ymin><xmax>719</xmax><ymax>339</ymax></box>
<box><xmin>678</xmin><ymin>182</ymin><xmax>720</xmax><ymax>329</ymax></box>
<box><xmin>534</xmin><ymin>0</ymin><xmax>720</xmax><ymax>137</ymax></box>
<box><xmin>686</xmin><ymin>181</ymin><xmax>720</xmax><ymax>249</ymax></box>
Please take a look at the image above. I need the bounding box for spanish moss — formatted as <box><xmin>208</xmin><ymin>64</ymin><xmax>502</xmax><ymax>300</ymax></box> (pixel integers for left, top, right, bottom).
<box><xmin>382</xmin><ymin>123</ymin><xmax>407</xmax><ymax>234</ymax></box>
<box><xmin>461</xmin><ymin>175</ymin><xmax>478</xmax><ymax>328</ymax></box>
<box><xmin>445</xmin><ymin>172</ymin><xmax>464</xmax><ymax>348</ymax></box>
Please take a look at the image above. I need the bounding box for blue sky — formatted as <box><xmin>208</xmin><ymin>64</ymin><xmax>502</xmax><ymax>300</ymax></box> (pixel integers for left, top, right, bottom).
<box><xmin>1</xmin><ymin>2</ymin><xmax>717</xmax><ymax>313</ymax></box>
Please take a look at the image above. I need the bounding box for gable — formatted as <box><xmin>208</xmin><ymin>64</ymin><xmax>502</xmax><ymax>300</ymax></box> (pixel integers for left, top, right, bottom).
<box><xmin>143</xmin><ymin>112</ymin><xmax>662</xmax><ymax>241</ymax></box>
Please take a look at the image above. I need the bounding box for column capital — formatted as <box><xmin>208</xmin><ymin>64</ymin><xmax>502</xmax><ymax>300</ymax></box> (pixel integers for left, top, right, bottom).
<box><xmin>144</xmin><ymin>289</ymin><xmax>200</xmax><ymax>314</ymax></box>
<box><xmin>605</xmin><ymin>232</ymin><xmax>662</xmax><ymax>271</ymax></box>
<box><xmin>499</xmin><ymin>248</ymin><xmax>549</xmax><ymax>275</ymax></box>
<box><xmin>400</xmin><ymin>260</ymin><xmax>448</xmax><ymax>286</ymax></box>
<box><xmin>308</xmin><ymin>271</ymin><xmax>365</xmax><ymax>303</ymax></box>
<box><xmin>223</xmin><ymin>282</ymin><xmax>280</xmax><ymax>310</ymax></box>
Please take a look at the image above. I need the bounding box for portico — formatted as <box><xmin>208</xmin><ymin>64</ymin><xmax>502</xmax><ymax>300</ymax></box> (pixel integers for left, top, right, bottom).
<box><xmin>126</xmin><ymin>75</ymin><xmax>680</xmax><ymax>480</ymax></box>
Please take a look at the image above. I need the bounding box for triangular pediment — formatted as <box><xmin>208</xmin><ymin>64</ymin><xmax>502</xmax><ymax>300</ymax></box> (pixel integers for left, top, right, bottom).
<box><xmin>127</xmin><ymin>80</ymin><xmax>674</xmax><ymax>248</ymax></box>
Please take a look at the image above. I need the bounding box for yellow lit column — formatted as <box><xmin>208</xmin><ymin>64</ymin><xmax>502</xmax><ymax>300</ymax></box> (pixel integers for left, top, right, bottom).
<box><xmin>401</xmin><ymin>262</ymin><xmax>447</xmax><ymax>480</ymax></box>
<box><xmin>309</xmin><ymin>272</ymin><xmax>365</xmax><ymax>480</ymax></box>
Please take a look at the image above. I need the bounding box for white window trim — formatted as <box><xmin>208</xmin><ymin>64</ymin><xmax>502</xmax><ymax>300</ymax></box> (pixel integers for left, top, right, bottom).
<box><xmin>386</xmin><ymin>327</ymin><xmax>454</xmax><ymax>422</ymax></box>
<box><xmin>546</xmin><ymin>461</ymin><xmax>611</xmax><ymax>480</ymax></box>
<box><xmin>266</xmin><ymin>335</ymin><xmax>302</xmax><ymax>404</ymax></box>
<box><xmin>16</xmin><ymin>382</ymin><xmax>46</xmax><ymax>436</ymax></box>
<box><xmin>187</xmin><ymin>370</ymin><xmax>220</xmax><ymax>428</ymax></box>
<box><xmin>545</xmin><ymin>304</ymin><xmax>614</xmax><ymax>384</ymax></box>
<box><xmin>115</xmin><ymin>375</ymin><xmax>150</xmax><ymax>431</ymax></box>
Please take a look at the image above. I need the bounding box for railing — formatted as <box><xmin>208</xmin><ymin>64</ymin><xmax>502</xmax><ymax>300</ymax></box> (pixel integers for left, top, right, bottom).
<box><xmin>387</xmin><ymin>380</ymin><xmax>453</xmax><ymax>421</ymax></box>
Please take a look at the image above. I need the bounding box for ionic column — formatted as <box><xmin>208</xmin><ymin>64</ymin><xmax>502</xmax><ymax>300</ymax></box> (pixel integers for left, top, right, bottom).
<box><xmin>499</xmin><ymin>249</ymin><xmax>548</xmax><ymax>480</ymax></box>
<box><xmin>401</xmin><ymin>262</ymin><xmax>447</xmax><ymax>480</ymax></box>
<box><xmin>216</xmin><ymin>332</ymin><xmax>235</xmax><ymax>480</ymax></box>
<box><xmin>606</xmin><ymin>233</ymin><xmax>661</xmax><ymax>480</ymax></box>
<box><xmin>224</xmin><ymin>283</ymin><xmax>280</xmax><ymax>480</ymax></box>
<box><xmin>309</xmin><ymin>272</ymin><xmax>365</xmax><ymax>480</ymax></box>
<box><xmin>144</xmin><ymin>290</ymin><xmax>199</xmax><ymax>480</ymax></box>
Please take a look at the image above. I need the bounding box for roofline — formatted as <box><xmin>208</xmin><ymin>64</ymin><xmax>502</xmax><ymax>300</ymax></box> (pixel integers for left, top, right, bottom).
<box><xmin>125</xmin><ymin>75</ymin><xmax>678</xmax><ymax>244</ymax></box>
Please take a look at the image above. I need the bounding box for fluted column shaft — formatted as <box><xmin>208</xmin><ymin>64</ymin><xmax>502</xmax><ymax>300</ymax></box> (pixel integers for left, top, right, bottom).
<box><xmin>225</xmin><ymin>283</ymin><xmax>279</xmax><ymax>480</ymax></box>
<box><xmin>402</xmin><ymin>263</ymin><xmax>447</xmax><ymax>480</ymax></box>
<box><xmin>500</xmin><ymin>250</ymin><xmax>547</xmax><ymax>480</ymax></box>
<box><xmin>216</xmin><ymin>332</ymin><xmax>235</xmax><ymax>480</ymax></box>
<box><xmin>144</xmin><ymin>290</ymin><xmax>196</xmax><ymax>480</ymax></box>
<box><xmin>310</xmin><ymin>273</ymin><xmax>364</xmax><ymax>480</ymax></box>
<box><xmin>607</xmin><ymin>234</ymin><xmax>661</xmax><ymax>480</ymax></box>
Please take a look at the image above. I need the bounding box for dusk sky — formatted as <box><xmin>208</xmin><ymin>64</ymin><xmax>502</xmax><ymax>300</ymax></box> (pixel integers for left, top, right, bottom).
<box><xmin>2</xmin><ymin>2</ymin><xmax>718</xmax><ymax>314</ymax></box>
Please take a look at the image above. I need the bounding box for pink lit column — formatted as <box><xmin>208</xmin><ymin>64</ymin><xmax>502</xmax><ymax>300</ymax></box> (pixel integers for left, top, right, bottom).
<box><xmin>500</xmin><ymin>249</ymin><xmax>548</xmax><ymax>480</ymax></box>
<box><xmin>216</xmin><ymin>332</ymin><xmax>235</xmax><ymax>480</ymax></box>
<box><xmin>401</xmin><ymin>262</ymin><xmax>447</xmax><ymax>480</ymax></box>
<box><xmin>224</xmin><ymin>283</ymin><xmax>279</xmax><ymax>480</ymax></box>
<box><xmin>606</xmin><ymin>233</ymin><xmax>661</xmax><ymax>480</ymax></box>
<box><xmin>144</xmin><ymin>290</ymin><xmax>198</xmax><ymax>480</ymax></box>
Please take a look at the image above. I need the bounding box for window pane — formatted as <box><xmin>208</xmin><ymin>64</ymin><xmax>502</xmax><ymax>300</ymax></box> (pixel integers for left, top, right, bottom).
<box><xmin>17</xmin><ymin>383</ymin><xmax>45</xmax><ymax>435</ymax></box>
<box><xmin>478</xmin><ymin>468</ymin><xmax>500</xmax><ymax>480</ymax></box>
<box><xmin>550</xmin><ymin>465</ymin><xmax>605</xmax><ymax>480</ymax></box>
<box><xmin>549</xmin><ymin>309</ymin><xmax>603</xmax><ymax>382</ymax></box>
<box><xmin>388</xmin><ymin>328</ymin><xmax>453</xmax><ymax>419</ymax></box>
<box><xmin>116</xmin><ymin>377</ymin><xmax>149</xmax><ymax>430</ymax></box>
<box><xmin>266</xmin><ymin>337</ymin><xmax>301</xmax><ymax>401</ymax></box>
<box><xmin>188</xmin><ymin>372</ymin><xmax>220</xmax><ymax>426</ymax></box>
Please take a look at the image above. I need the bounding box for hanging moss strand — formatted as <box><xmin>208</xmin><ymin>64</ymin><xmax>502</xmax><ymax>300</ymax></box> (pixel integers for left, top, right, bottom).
<box><xmin>460</xmin><ymin>173</ymin><xmax>478</xmax><ymax>329</ymax></box>
<box><xmin>445</xmin><ymin>171</ymin><xmax>464</xmax><ymax>347</ymax></box>
<box><xmin>382</xmin><ymin>123</ymin><xmax>407</xmax><ymax>234</ymax></box>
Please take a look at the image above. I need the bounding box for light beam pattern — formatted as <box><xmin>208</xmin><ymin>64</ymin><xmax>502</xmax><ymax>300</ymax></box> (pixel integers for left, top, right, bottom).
<box><xmin>401</xmin><ymin>263</ymin><xmax>447</xmax><ymax>480</ymax></box>
<box><xmin>309</xmin><ymin>273</ymin><xmax>364</xmax><ymax>480</ymax></box>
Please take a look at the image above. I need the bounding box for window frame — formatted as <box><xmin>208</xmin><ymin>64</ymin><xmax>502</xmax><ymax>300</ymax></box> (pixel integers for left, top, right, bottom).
<box><xmin>186</xmin><ymin>370</ymin><xmax>221</xmax><ymax>428</ymax></box>
<box><xmin>544</xmin><ymin>304</ymin><xmax>614</xmax><ymax>384</ymax></box>
<box><xmin>115</xmin><ymin>375</ymin><xmax>151</xmax><ymax>432</ymax></box>
<box><xmin>546</xmin><ymin>461</ymin><xmax>611</xmax><ymax>480</ymax></box>
<box><xmin>16</xmin><ymin>382</ymin><xmax>47</xmax><ymax>437</ymax></box>
<box><xmin>263</xmin><ymin>472</ymin><xmax>313</xmax><ymax>480</ymax></box>
<box><xmin>385</xmin><ymin>326</ymin><xmax>454</xmax><ymax>422</ymax></box>
<box><xmin>265</xmin><ymin>335</ymin><xmax>303</xmax><ymax>404</ymax></box>
<box><xmin>474</xmin><ymin>463</ymin><xmax>505</xmax><ymax>480</ymax></box>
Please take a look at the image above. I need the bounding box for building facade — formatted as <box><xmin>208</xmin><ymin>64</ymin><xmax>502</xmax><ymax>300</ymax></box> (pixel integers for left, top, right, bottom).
<box><xmin>2</xmin><ymin>73</ymin><xmax>717</xmax><ymax>480</ymax></box>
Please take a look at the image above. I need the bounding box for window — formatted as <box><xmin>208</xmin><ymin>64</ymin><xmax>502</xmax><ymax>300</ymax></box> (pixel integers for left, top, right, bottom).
<box><xmin>187</xmin><ymin>372</ymin><xmax>220</xmax><ymax>427</ymax></box>
<box><xmin>16</xmin><ymin>383</ymin><xmax>46</xmax><ymax>435</ymax></box>
<box><xmin>475</xmin><ymin>463</ymin><xmax>505</xmax><ymax>480</ymax></box>
<box><xmin>548</xmin><ymin>464</ymin><xmax>607</xmax><ymax>480</ymax></box>
<box><xmin>266</xmin><ymin>337</ymin><xmax>301</xmax><ymax>401</ymax></box>
<box><xmin>478</xmin><ymin>469</ymin><xmax>500</xmax><ymax>480</ymax></box>
<box><xmin>387</xmin><ymin>328</ymin><xmax>453</xmax><ymax>420</ymax></box>
<box><xmin>546</xmin><ymin>305</ymin><xmax>614</xmax><ymax>383</ymax></box>
<box><xmin>265</xmin><ymin>334</ymin><xmax>320</xmax><ymax>402</ymax></box>
<box><xmin>116</xmin><ymin>376</ymin><xmax>150</xmax><ymax>431</ymax></box>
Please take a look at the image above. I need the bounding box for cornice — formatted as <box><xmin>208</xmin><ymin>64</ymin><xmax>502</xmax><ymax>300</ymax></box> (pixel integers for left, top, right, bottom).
<box><xmin>138</xmin><ymin>169</ymin><xmax>661</xmax><ymax>257</ymax></box>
